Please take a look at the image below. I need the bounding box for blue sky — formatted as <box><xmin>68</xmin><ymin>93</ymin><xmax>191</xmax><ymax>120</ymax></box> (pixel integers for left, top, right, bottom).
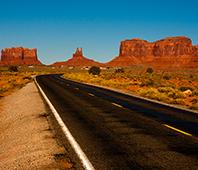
<box><xmin>0</xmin><ymin>0</ymin><xmax>198</xmax><ymax>64</ymax></box>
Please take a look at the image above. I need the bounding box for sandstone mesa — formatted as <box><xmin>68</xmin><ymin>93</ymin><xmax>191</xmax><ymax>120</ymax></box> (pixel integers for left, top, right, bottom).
<box><xmin>0</xmin><ymin>47</ymin><xmax>41</xmax><ymax>66</ymax></box>
<box><xmin>108</xmin><ymin>36</ymin><xmax>198</xmax><ymax>69</ymax></box>
<box><xmin>0</xmin><ymin>36</ymin><xmax>198</xmax><ymax>69</ymax></box>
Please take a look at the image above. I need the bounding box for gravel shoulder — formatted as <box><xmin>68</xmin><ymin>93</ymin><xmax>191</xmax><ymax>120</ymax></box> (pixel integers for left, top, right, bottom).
<box><xmin>0</xmin><ymin>82</ymin><xmax>73</xmax><ymax>169</ymax></box>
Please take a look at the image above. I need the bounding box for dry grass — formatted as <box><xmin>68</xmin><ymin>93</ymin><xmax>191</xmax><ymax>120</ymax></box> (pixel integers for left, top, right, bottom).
<box><xmin>1</xmin><ymin>65</ymin><xmax>197</xmax><ymax>110</ymax></box>
<box><xmin>63</xmin><ymin>67</ymin><xmax>198</xmax><ymax>111</ymax></box>
<box><xmin>0</xmin><ymin>65</ymin><xmax>65</xmax><ymax>97</ymax></box>
<box><xmin>0</xmin><ymin>72</ymin><xmax>34</xmax><ymax>97</ymax></box>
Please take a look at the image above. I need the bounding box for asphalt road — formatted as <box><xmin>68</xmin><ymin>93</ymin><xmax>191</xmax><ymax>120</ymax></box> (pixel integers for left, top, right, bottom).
<box><xmin>36</xmin><ymin>74</ymin><xmax>198</xmax><ymax>170</ymax></box>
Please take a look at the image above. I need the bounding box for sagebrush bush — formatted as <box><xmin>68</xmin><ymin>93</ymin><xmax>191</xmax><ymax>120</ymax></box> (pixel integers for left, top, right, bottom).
<box><xmin>137</xmin><ymin>88</ymin><xmax>169</xmax><ymax>102</ymax></box>
<box><xmin>140</xmin><ymin>78</ymin><xmax>155</xmax><ymax>87</ymax></box>
<box><xmin>168</xmin><ymin>91</ymin><xmax>184</xmax><ymax>99</ymax></box>
<box><xmin>115</xmin><ymin>68</ymin><xmax>125</xmax><ymax>74</ymax></box>
<box><xmin>88</xmin><ymin>66</ymin><xmax>101</xmax><ymax>75</ymax></box>
<box><xmin>172</xmin><ymin>98</ymin><xmax>184</xmax><ymax>105</ymax></box>
<box><xmin>163</xmin><ymin>74</ymin><xmax>171</xmax><ymax>80</ymax></box>
<box><xmin>158</xmin><ymin>87</ymin><xmax>175</xmax><ymax>93</ymax></box>
<box><xmin>146</xmin><ymin>67</ymin><xmax>154</xmax><ymax>74</ymax></box>
<box><xmin>179</xmin><ymin>86</ymin><xmax>193</xmax><ymax>92</ymax></box>
<box><xmin>101</xmin><ymin>73</ymin><xmax>113</xmax><ymax>80</ymax></box>
<box><xmin>192</xmin><ymin>90</ymin><xmax>198</xmax><ymax>96</ymax></box>
<box><xmin>8</xmin><ymin>66</ymin><xmax>18</xmax><ymax>72</ymax></box>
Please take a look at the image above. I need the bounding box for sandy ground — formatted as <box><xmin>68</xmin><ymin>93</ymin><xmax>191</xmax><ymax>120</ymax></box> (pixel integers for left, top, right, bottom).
<box><xmin>0</xmin><ymin>82</ymin><xmax>73</xmax><ymax>169</ymax></box>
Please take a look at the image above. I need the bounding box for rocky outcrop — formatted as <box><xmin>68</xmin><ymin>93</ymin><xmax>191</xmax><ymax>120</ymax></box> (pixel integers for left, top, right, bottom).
<box><xmin>153</xmin><ymin>37</ymin><xmax>194</xmax><ymax>57</ymax></box>
<box><xmin>52</xmin><ymin>48</ymin><xmax>102</xmax><ymax>67</ymax></box>
<box><xmin>0</xmin><ymin>47</ymin><xmax>41</xmax><ymax>66</ymax></box>
<box><xmin>72</xmin><ymin>47</ymin><xmax>84</xmax><ymax>59</ymax></box>
<box><xmin>108</xmin><ymin>36</ymin><xmax>198</xmax><ymax>69</ymax></box>
<box><xmin>194</xmin><ymin>46</ymin><xmax>198</xmax><ymax>56</ymax></box>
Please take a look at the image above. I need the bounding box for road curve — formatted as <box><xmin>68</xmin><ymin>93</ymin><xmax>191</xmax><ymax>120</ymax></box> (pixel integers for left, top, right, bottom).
<box><xmin>36</xmin><ymin>74</ymin><xmax>198</xmax><ymax>170</ymax></box>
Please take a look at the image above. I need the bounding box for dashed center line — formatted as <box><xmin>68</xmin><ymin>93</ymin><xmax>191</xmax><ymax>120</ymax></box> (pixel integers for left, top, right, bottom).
<box><xmin>112</xmin><ymin>102</ymin><xmax>123</xmax><ymax>108</ymax></box>
<box><xmin>66</xmin><ymin>84</ymin><xmax>70</xmax><ymax>86</ymax></box>
<box><xmin>163</xmin><ymin>124</ymin><xmax>192</xmax><ymax>137</ymax></box>
<box><xmin>88</xmin><ymin>93</ymin><xmax>95</xmax><ymax>96</ymax></box>
<box><xmin>75</xmin><ymin>87</ymin><xmax>79</xmax><ymax>90</ymax></box>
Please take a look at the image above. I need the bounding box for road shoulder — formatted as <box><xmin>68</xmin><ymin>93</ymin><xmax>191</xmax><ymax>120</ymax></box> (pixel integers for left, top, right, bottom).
<box><xmin>0</xmin><ymin>82</ymin><xmax>73</xmax><ymax>169</ymax></box>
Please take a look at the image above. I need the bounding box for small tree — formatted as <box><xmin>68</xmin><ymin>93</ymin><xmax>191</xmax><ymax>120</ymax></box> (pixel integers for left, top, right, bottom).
<box><xmin>8</xmin><ymin>65</ymin><xmax>18</xmax><ymax>72</ymax></box>
<box><xmin>146</xmin><ymin>67</ymin><xmax>154</xmax><ymax>74</ymax></box>
<box><xmin>88</xmin><ymin>66</ymin><xmax>101</xmax><ymax>75</ymax></box>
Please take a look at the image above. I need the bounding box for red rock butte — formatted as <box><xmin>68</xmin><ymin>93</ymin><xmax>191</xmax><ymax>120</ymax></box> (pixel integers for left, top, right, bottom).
<box><xmin>0</xmin><ymin>47</ymin><xmax>41</xmax><ymax>66</ymax></box>
<box><xmin>52</xmin><ymin>48</ymin><xmax>102</xmax><ymax>67</ymax></box>
<box><xmin>107</xmin><ymin>36</ymin><xmax>198</xmax><ymax>69</ymax></box>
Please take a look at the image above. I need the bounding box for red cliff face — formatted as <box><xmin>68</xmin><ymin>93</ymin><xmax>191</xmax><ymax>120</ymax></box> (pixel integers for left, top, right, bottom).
<box><xmin>52</xmin><ymin>48</ymin><xmax>102</xmax><ymax>67</ymax></box>
<box><xmin>194</xmin><ymin>46</ymin><xmax>198</xmax><ymax>56</ymax></box>
<box><xmin>0</xmin><ymin>47</ymin><xmax>41</xmax><ymax>66</ymax></box>
<box><xmin>108</xmin><ymin>36</ymin><xmax>198</xmax><ymax>69</ymax></box>
<box><xmin>153</xmin><ymin>37</ymin><xmax>194</xmax><ymax>57</ymax></box>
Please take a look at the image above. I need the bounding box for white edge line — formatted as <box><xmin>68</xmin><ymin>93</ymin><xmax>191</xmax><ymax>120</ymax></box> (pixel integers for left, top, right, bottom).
<box><xmin>34</xmin><ymin>77</ymin><xmax>95</xmax><ymax>170</ymax></box>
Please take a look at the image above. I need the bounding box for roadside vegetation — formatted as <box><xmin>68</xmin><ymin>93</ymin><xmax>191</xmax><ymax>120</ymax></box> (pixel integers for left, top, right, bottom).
<box><xmin>0</xmin><ymin>66</ymin><xmax>34</xmax><ymax>97</ymax></box>
<box><xmin>88</xmin><ymin>66</ymin><xmax>101</xmax><ymax>75</ymax></box>
<box><xmin>63</xmin><ymin>67</ymin><xmax>198</xmax><ymax>111</ymax></box>
<box><xmin>0</xmin><ymin>65</ymin><xmax>73</xmax><ymax>97</ymax></box>
<box><xmin>1</xmin><ymin>65</ymin><xmax>198</xmax><ymax>111</ymax></box>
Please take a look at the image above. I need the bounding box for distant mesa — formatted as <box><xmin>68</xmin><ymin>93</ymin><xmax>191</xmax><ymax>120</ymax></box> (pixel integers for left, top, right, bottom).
<box><xmin>107</xmin><ymin>36</ymin><xmax>198</xmax><ymax>69</ymax></box>
<box><xmin>52</xmin><ymin>37</ymin><xmax>198</xmax><ymax>69</ymax></box>
<box><xmin>52</xmin><ymin>48</ymin><xmax>102</xmax><ymax>67</ymax></box>
<box><xmin>1</xmin><ymin>36</ymin><xmax>197</xmax><ymax>69</ymax></box>
<box><xmin>0</xmin><ymin>47</ymin><xmax>42</xmax><ymax>66</ymax></box>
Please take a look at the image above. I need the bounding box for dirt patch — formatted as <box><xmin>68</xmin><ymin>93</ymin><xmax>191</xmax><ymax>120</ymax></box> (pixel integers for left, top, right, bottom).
<box><xmin>0</xmin><ymin>82</ymin><xmax>72</xmax><ymax>169</ymax></box>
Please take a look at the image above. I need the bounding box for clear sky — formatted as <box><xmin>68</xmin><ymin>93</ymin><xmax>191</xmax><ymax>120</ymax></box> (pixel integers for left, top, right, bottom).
<box><xmin>0</xmin><ymin>0</ymin><xmax>198</xmax><ymax>64</ymax></box>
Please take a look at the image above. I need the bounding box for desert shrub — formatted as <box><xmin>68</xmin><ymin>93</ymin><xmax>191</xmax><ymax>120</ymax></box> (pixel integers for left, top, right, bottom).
<box><xmin>158</xmin><ymin>87</ymin><xmax>174</xmax><ymax>93</ymax></box>
<box><xmin>146</xmin><ymin>67</ymin><xmax>154</xmax><ymax>74</ymax></box>
<box><xmin>8</xmin><ymin>66</ymin><xmax>18</xmax><ymax>72</ymax></box>
<box><xmin>191</xmin><ymin>98</ymin><xmax>198</xmax><ymax>104</ymax></box>
<box><xmin>138</xmin><ymin>88</ymin><xmax>169</xmax><ymax>102</ymax></box>
<box><xmin>140</xmin><ymin>78</ymin><xmax>154</xmax><ymax>87</ymax></box>
<box><xmin>179</xmin><ymin>86</ymin><xmax>194</xmax><ymax>92</ymax></box>
<box><xmin>171</xmin><ymin>98</ymin><xmax>184</xmax><ymax>105</ymax></box>
<box><xmin>0</xmin><ymin>88</ymin><xmax>7</xmax><ymax>93</ymax></box>
<box><xmin>88</xmin><ymin>66</ymin><xmax>101</xmax><ymax>75</ymax></box>
<box><xmin>192</xmin><ymin>90</ymin><xmax>198</xmax><ymax>96</ymax></box>
<box><xmin>168</xmin><ymin>90</ymin><xmax>184</xmax><ymax>99</ymax></box>
<box><xmin>163</xmin><ymin>74</ymin><xmax>171</xmax><ymax>80</ymax></box>
<box><xmin>115</xmin><ymin>68</ymin><xmax>125</xmax><ymax>74</ymax></box>
<box><xmin>102</xmin><ymin>73</ymin><xmax>113</xmax><ymax>80</ymax></box>
<box><xmin>138</xmin><ymin>88</ymin><xmax>158</xmax><ymax>97</ymax></box>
